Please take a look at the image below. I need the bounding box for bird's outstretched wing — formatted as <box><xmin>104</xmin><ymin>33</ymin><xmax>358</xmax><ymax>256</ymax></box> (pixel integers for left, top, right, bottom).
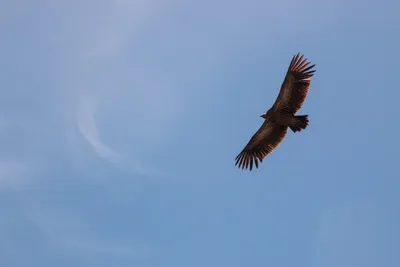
<box><xmin>271</xmin><ymin>53</ymin><xmax>316</xmax><ymax>114</ymax></box>
<box><xmin>235</xmin><ymin>121</ymin><xmax>288</xmax><ymax>171</ymax></box>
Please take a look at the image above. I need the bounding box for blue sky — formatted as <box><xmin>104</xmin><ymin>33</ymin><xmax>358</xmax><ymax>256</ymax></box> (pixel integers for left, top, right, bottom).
<box><xmin>1</xmin><ymin>0</ymin><xmax>399</xmax><ymax>266</ymax></box>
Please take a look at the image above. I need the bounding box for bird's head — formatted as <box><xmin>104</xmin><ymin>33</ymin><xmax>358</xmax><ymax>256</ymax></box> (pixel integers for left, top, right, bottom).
<box><xmin>260</xmin><ymin>112</ymin><xmax>268</xmax><ymax>119</ymax></box>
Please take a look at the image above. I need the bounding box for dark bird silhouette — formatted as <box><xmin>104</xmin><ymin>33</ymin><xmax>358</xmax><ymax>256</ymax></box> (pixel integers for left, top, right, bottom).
<box><xmin>235</xmin><ymin>53</ymin><xmax>316</xmax><ymax>171</ymax></box>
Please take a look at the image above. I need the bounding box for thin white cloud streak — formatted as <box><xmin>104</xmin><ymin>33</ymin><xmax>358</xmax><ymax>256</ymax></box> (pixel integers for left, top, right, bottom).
<box><xmin>77</xmin><ymin>99</ymin><xmax>120</xmax><ymax>164</ymax></box>
<box><xmin>58</xmin><ymin>0</ymin><xmax>183</xmax><ymax>175</ymax></box>
<box><xmin>75</xmin><ymin>96</ymin><xmax>150</xmax><ymax>176</ymax></box>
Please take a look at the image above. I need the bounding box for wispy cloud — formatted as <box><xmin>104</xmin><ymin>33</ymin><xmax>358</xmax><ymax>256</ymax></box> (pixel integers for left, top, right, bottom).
<box><xmin>77</xmin><ymin>98</ymin><xmax>121</xmax><ymax>164</ymax></box>
<box><xmin>74</xmin><ymin>95</ymin><xmax>150</xmax><ymax>176</ymax></box>
<box><xmin>55</xmin><ymin>1</ymin><xmax>192</xmax><ymax>177</ymax></box>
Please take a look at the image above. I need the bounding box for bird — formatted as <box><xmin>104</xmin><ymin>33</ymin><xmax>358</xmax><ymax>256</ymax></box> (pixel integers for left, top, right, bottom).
<box><xmin>235</xmin><ymin>53</ymin><xmax>316</xmax><ymax>171</ymax></box>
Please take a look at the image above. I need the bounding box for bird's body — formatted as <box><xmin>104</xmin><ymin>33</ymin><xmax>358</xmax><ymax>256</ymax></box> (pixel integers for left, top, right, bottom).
<box><xmin>235</xmin><ymin>53</ymin><xmax>316</xmax><ymax>171</ymax></box>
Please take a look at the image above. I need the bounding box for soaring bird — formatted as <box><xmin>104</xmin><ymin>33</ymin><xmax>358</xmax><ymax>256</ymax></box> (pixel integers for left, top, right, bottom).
<box><xmin>235</xmin><ymin>53</ymin><xmax>316</xmax><ymax>171</ymax></box>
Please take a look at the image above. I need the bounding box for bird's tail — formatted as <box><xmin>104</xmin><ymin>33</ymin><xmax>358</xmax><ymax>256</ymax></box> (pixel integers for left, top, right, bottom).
<box><xmin>289</xmin><ymin>115</ymin><xmax>309</xmax><ymax>133</ymax></box>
